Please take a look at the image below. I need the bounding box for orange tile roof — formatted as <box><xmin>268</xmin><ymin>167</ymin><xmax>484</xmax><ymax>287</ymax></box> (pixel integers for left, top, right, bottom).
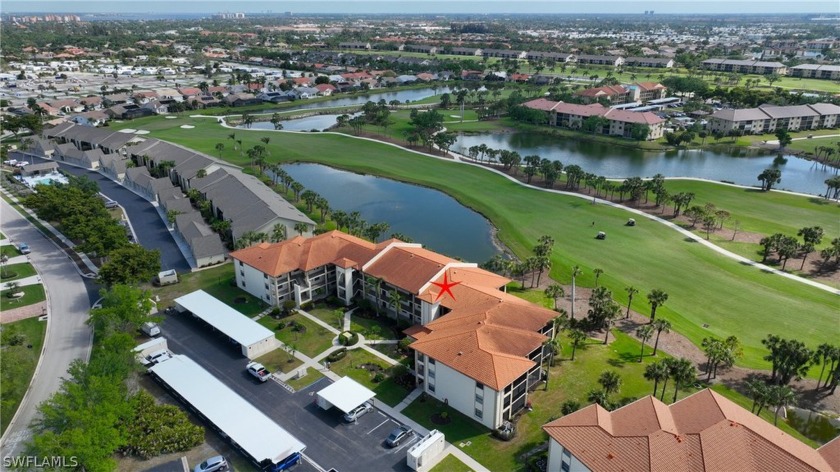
<box><xmin>544</xmin><ymin>390</ymin><xmax>837</xmax><ymax>472</ymax></box>
<box><xmin>365</xmin><ymin>246</ymin><xmax>456</xmax><ymax>294</ymax></box>
<box><xmin>230</xmin><ymin>230</ymin><xmax>378</xmax><ymax>276</ymax></box>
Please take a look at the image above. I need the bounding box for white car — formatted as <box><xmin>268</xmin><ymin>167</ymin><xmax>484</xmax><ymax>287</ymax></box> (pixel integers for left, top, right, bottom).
<box><xmin>146</xmin><ymin>349</ymin><xmax>172</xmax><ymax>366</ymax></box>
<box><xmin>343</xmin><ymin>402</ymin><xmax>373</xmax><ymax>422</ymax></box>
<box><xmin>246</xmin><ymin>361</ymin><xmax>271</xmax><ymax>382</ymax></box>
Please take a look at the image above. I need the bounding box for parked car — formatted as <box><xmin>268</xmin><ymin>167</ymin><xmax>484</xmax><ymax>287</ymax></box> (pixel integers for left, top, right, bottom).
<box><xmin>246</xmin><ymin>361</ymin><xmax>271</xmax><ymax>382</ymax></box>
<box><xmin>194</xmin><ymin>455</ymin><xmax>228</xmax><ymax>472</ymax></box>
<box><xmin>343</xmin><ymin>402</ymin><xmax>373</xmax><ymax>422</ymax></box>
<box><xmin>17</xmin><ymin>242</ymin><xmax>30</xmax><ymax>254</ymax></box>
<box><xmin>145</xmin><ymin>349</ymin><xmax>172</xmax><ymax>366</ymax></box>
<box><xmin>385</xmin><ymin>425</ymin><xmax>413</xmax><ymax>447</ymax></box>
<box><xmin>141</xmin><ymin>322</ymin><xmax>160</xmax><ymax>337</ymax></box>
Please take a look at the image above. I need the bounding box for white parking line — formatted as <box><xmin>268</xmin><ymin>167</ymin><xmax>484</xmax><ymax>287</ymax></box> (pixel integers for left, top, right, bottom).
<box><xmin>367</xmin><ymin>418</ymin><xmax>393</xmax><ymax>435</ymax></box>
<box><xmin>392</xmin><ymin>436</ymin><xmax>418</xmax><ymax>454</ymax></box>
<box><xmin>302</xmin><ymin>452</ymin><xmax>327</xmax><ymax>472</ymax></box>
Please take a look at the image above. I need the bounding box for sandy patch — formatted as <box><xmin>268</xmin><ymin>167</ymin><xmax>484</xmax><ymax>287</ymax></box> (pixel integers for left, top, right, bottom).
<box><xmin>134</xmin><ymin>130</ymin><xmax>150</xmax><ymax>135</ymax></box>
<box><xmin>165</xmin><ymin>116</ymin><xmax>177</xmax><ymax>119</ymax></box>
<box><xmin>179</xmin><ymin>125</ymin><xmax>195</xmax><ymax>129</ymax></box>
<box><xmin>118</xmin><ymin>128</ymin><xmax>136</xmax><ymax>133</ymax></box>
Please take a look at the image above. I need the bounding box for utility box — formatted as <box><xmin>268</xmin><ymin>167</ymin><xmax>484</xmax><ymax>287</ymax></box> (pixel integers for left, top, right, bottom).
<box><xmin>155</xmin><ymin>269</ymin><xmax>179</xmax><ymax>286</ymax></box>
<box><xmin>407</xmin><ymin>430</ymin><xmax>445</xmax><ymax>470</ymax></box>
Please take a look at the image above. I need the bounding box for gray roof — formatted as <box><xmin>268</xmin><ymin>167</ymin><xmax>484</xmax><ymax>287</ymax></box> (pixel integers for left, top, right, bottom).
<box><xmin>100</xmin><ymin>154</ymin><xmax>128</xmax><ymax>174</ymax></box>
<box><xmin>758</xmin><ymin>104</ymin><xmax>819</xmax><ymax>119</ymax></box>
<box><xmin>190</xmin><ymin>234</ymin><xmax>227</xmax><ymax>260</ymax></box>
<box><xmin>43</xmin><ymin>121</ymin><xmax>76</xmax><ymax>138</ymax></box>
<box><xmin>792</xmin><ymin>64</ymin><xmax>840</xmax><ymax>72</ymax></box>
<box><xmin>711</xmin><ymin>108</ymin><xmax>769</xmax><ymax>122</ymax></box>
<box><xmin>125</xmin><ymin>166</ymin><xmax>153</xmax><ymax>187</ymax></box>
<box><xmin>173</xmin><ymin>154</ymin><xmax>215</xmax><ymax>180</ymax></box>
<box><xmin>807</xmin><ymin>103</ymin><xmax>840</xmax><ymax>115</ymax></box>
<box><xmin>54</xmin><ymin>142</ymin><xmax>77</xmax><ymax>157</ymax></box>
<box><xmin>626</xmin><ymin>57</ymin><xmax>672</xmax><ymax>63</ymax></box>
<box><xmin>703</xmin><ymin>59</ymin><xmax>785</xmax><ymax>68</ymax></box>
<box><xmin>162</xmin><ymin>195</ymin><xmax>193</xmax><ymax>214</ymax></box>
<box><xmin>175</xmin><ymin>212</ymin><xmax>227</xmax><ymax>259</ymax></box>
<box><xmin>82</xmin><ymin>148</ymin><xmax>106</xmax><ymax>165</ymax></box>
<box><xmin>22</xmin><ymin>162</ymin><xmax>58</xmax><ymax>173</ymax></box>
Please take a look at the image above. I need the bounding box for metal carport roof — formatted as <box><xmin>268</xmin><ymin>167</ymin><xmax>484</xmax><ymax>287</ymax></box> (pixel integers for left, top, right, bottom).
<box><xmin>316</xmin><ymin>376</ymin><xmax>377</xmax><ymax>413</ymax></box>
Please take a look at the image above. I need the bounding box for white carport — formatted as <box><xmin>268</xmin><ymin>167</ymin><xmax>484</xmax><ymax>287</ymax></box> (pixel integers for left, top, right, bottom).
<box><xmin>174</xmin><ymin>290</ymin><xmax>277</xmax><ymax>359</ymax></box>
<box><xmin>315</xmin><ymin>376</ymin><xmax>376</xmax><ymax>413</ymax></box>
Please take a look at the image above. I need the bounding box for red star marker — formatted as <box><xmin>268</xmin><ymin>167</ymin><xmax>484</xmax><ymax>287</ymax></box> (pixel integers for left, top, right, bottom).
<box><xmin>431</xmin><ymin>271</ymin><xmax>461</xmax><ymax>302</ymax></box>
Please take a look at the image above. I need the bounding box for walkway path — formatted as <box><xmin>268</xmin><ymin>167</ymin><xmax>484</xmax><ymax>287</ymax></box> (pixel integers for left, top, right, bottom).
<box><xmin>268</xmin><ymin>307</ymin><xmax>489</xmax><ymax>472</ymax></box>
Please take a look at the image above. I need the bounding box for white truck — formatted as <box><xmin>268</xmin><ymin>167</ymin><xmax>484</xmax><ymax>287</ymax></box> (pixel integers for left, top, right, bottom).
<box><xmin>246</xmin><ymin>362</ymin><xmax>271</xmax><ymax>382</ymax></box>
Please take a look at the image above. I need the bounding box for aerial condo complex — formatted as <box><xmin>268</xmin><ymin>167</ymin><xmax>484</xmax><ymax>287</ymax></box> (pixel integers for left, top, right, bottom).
<box><xmin>0</xmin><ymin>1</ymin><xmax>838</xmax><ymax>472</ymax></box>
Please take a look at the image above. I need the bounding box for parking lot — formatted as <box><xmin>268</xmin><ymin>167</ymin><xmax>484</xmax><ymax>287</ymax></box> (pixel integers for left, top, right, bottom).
<box><xmin>159</xmin><ymin>311</ymin><xmax>416</xmax><ymax>472</ymax></box>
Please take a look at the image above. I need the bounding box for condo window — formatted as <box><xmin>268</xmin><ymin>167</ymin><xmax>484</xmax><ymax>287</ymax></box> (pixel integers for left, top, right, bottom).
<box><xmin>474</xmin><ymin>408</ymin><xmax>483</xmax><ymax>419</ymax></box>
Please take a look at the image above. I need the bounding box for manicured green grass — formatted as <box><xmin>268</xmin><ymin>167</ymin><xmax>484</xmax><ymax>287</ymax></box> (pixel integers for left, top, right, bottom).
<box><xmin>0</xmin><ymin>284</ymin><xmax>46</xmax><ymax>311</ymax></box>
<box><xmin>785</xmin><ymin>136</ymin><xmax>840</xmax><ymax>156</ymax></box>
<box><xmin>506</xmin><ymin>285</ymin><xmax>555</xmax><ymax>309</ymax></box>
<box><xmin>308</xmin><ymin>306</ymin><xmax>346</xmax><ymax>330</ymax></box>
<box><xmin>113</xmin><ymin>117</ymin><xmax>838</xmax><ymax>371</ymax></box>
<box><xmin>349</xmin><ymin>314</ymin><xmax>399</xmax><ymax>340</ymax></box>
<box><xmin>0</xmin><ymin>317</ymin><xmax>47</xmax><ymax>434</ymax></box>
<box><xmin>1</xmin><ymin>245</ymin><xmax>22</xmax><ymax>258</ymax></box>
<box><xmin>329</xmin><ymin>348</ymin><xmax>412</xmax><ymax>407</ymax></box>
<box><xmin>148</xmin><ymin>264</ymin><xmax>268</xmax><ymax>317</ymax></box>
<box><xmin>429</xmin><ymin>454</ymin><xmax>474</xmax><ymax>472</ymax></box>
<box><xmin>258</xmin><ymin>314</ymin><xmax>335</xmax><ymax>358</ymax></box>
<box><xmin>253</xmin><ymin>348</ymin><xmax>304</xmax><ymax>374</ymax></box>
<box><xmin>0</xmin><ymin>262</ymin><xmax>37</xmax><ymax>282</ymax></box>
<box><xmin>285</xmin><ymin>369</ymin><xmax>325</xmax><ymax>391</ymax></box>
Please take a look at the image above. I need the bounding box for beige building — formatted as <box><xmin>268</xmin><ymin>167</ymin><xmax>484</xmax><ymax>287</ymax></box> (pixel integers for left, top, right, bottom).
<box><xmin>709</xmin><ymin>103</ymin><xmax>840</xmax><ymax>135</ymax></box>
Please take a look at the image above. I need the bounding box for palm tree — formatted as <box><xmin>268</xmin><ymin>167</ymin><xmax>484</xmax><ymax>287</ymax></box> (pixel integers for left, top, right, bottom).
<box><xmin>544</xmin><ymin>284</ymin><xmax>565</xmax><ymax>311</ymax></box>
<box><xmin>314</xmin><ymin>197</ymin><xmax>330</xmax><ymax>223</ymax></box>
<box><xmin>651</xmin><ymin>319</ymin><xmax>671</xmax><ymax>355</ymax></box>
<box><xmin>768</xmin><ymin>385</ymin><xmax>795</xmax><ymax>426</ymax></box>
<box><xmin>624</xmin><ymin>286</ymin><xmax>638</xmax><ymax>319</ymax></box>
<box><xmin>598</xmin><ymin>371</ymin><xmax>622</xmax><ymax>399</ymax></box>
<box><xmin>550</xmin><ymin>311</ymin><xmax>568</xmax><ymax>340</ymax></box>
<box><xmin>636</xmin><ymin>325</ymin><xmax>654</xmax><ymax>362</ymax></box>
<box><xmin>293</xmin><ymin>222</ymin><xmax>308</xmax><ymax>236</ymax></box>
<box><xmin>543</xmin><ymin>337</ymin><xmax>561</xmax><ymax>391</ymax></box>
<box><xmin>568</xmin><ymin>329</ymin><xmax>587</xmax><ymax>361</ymax></box>
<box><xmin>645</xmin><ymin>360</ymin><xmax>669</xmax><ymax>397</ymax></box>
<box><xmin>746</xmin><ymin>379</ymin><xmax>771</xmax><ymax>414</ymax></box>
<box><xmin>593</xmin><ymin>268</ymin><xmax>604</xmax><ymax>287</ymax></box>
<box><xmin>669</xmin><ymin>358</ymin><xmax>697</xmax><ymax>403</ymax></box>
<box><xmin>388</xmin><ymin>289</ymin><xmax>402</xmax><ymax>318</ymax></box>
<box><xmin>290</xmin><ymin>182</ymin><xmax>304</xmax><ymax>202</ymax></box>
<box><xmin>260</xmin><ymin>136</ymin><xmax>271</xmax><ymax>154</ymax></box>
<box><xmin>587</xmin><ymin>389</ymin><xmax>608</xmax><ymax>407</ymax></box>
<box><xmin>647</xmin><ymin>289</ymin><xmax>669</xmax><ymax>322</ymax></box>
<box><xmin>570</xmin><ymin>265</ymin><xmax>582</xmax><ymax>320</ymax></box>
<box><xmin>271</xmin><ymin>224</ymin><xmax>287</xmax><ymax>243</ymax></box>
<box><xmin>214</xmin><ymin>142</ymin><xmax>224</xmax><ymax>158</ymax></box>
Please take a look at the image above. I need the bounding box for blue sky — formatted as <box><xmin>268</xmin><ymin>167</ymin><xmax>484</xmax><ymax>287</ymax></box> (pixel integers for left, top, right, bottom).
<box><xmin>4</xmin><ymin>1</ymin><xmax>839</xmax><ymax>14</ymax></box>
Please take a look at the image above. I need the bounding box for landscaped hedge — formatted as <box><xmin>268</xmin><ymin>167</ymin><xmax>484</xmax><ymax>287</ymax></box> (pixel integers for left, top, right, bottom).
<box><xmin>327</xmin><ymin>348</ymin><xmax>347</xmax><ymax>362</ymax></box>
<box><xmin>338</xmin><ymin>330</ymin><xmax>359</xmax><ymax>346</ymax></box>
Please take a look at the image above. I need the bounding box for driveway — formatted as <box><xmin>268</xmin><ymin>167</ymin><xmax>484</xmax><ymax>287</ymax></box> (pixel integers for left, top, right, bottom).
<box><xmin>0</xmin><ymin>199</ymin><xmax>97</xmax><ymax>458</ymax></box>
<box><xmin>159</xmin><ymin>312</ymin><xmax>415</xmax><ymax>472</ymax></box>
<box><xmin>30</xmin><ymin>156</ymin><xmax>190</xmax><ymax>273</ymax></box>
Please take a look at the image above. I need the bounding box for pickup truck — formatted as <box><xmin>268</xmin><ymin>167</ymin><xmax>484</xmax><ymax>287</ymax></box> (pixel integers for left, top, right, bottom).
<box><xmin>246</xmin><ymin>362</ymin><xmax>271</xmax><ymax>382</ymax></box>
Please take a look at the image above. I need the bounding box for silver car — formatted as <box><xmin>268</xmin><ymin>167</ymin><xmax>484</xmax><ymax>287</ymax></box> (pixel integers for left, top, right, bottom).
<box><xmin>343</xmin><ymin>402</ymin><xmax>373</xmax><ymax>422</ymax></box>
<box><xmin>194</xmin><ymin>455</ymin><xmax>228</xmax><ymax>472</ymax></box>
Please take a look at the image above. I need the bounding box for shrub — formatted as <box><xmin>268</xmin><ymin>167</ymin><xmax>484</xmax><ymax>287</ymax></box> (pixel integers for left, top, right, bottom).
<box><xmin>282</xmin><ymin>300</ymin><xmax>296</xmax><ymax>316</ymax></box>
<box><xmin>300</xmin><ymin>301</ymin><xmax>313</xmax><ymax>311</ymax></box>
<box><xmin>398</xmin><ymin>337</ymin><xmax>413</xmax><ymax>352</ymax></box>
<box><xmin>290</xmin><ymin>321</ymin><xmax>307</xmax><ymax>333</ymax></box>
<box><xmin>269</xmin><ymin>306</ymin><xmax>282</xmax><ymax>318</ymax></box>
<box><xmin>327</xmin><ymin>348</ymin><xmax>347</xmax><ymax>362</ymax></box>
<box><xmin>122</xmin><ymin>391</ymin><xmax>203</xmax><ymax>459</ymax></box>
<box><xmin>338</xmin><ymin>330</ymin><xmax>359</xmax><ymax>346</ymax></box>
<box><xmin>372</xmin><ymin>372</ymin><xmax>385</xmax><ymax>383</ymax></box>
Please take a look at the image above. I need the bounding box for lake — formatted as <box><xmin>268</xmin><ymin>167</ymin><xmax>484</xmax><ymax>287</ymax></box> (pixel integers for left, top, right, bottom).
<box><xmin>455</xmin><ymin>132</ymin><xmax>836</xmax><ymax>196</ymax></box>
<box><xmin>263</xmin><ymin>87</ymin><xmax>452</xmax><ymax>114</ymax></box>
<box><xmin>281</xmin><ymin>163</ymin><xmax>499</xmax><ymax>263</ymax></box>
<box><xmin>243</xmin><ymin>114</ymin><xmax>356</xmax><ymax>132</ymax></box>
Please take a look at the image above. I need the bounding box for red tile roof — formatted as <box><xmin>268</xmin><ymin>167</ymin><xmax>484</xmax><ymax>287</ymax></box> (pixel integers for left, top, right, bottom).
<box><xmin>544</xmin><ymin>390</ymin><xmax>838</xmax><ymax>472</ymax></box>
<box><xmin>523</xmin><ymin>98</ymin><xmax>559</xmax><ymax>111</ymax></box>
<box><xmin>576</xmin><ymin>85</ymin><xmax>628</xmax><ymax>98</ymax></box>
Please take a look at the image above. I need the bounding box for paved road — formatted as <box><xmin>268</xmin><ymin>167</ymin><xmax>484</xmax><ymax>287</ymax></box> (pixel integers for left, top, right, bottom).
<box><xmin>0</xmin><ymin>199</ymin><xmax>96</xmax><ymax>459</ymax></box>
<box><xmin>32</xmin><ymin>157</ymin><xmax>190</xmax><ymax>273</ymax></box>
<box><xmin>160</xmin><ymin>313</ymin><xmax>414</xmax><ymax>472</ymax></box>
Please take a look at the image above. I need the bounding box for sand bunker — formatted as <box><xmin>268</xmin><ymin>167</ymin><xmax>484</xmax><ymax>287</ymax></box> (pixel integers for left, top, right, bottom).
<box><xmin>180</xmin><ymin>125</ymin><xmax>195</xmax><ymax>129</ymax></box>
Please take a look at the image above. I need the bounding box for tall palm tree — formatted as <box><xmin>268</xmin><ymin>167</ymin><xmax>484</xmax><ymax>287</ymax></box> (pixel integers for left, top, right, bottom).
<box><xmin>645</xmin><ymin>360</ymin><xmax>669</xmax><ymax>397</ymax></box>
<box><xmin>598</xmin><ymin>371</ymin><xmax>622</xmax><ymax>399</ymax></box>
<box><xmin>569</xmin><ymin>329</ymin><xmax>587</xmax><ymax>361</ymax></box>
<box><xmin>214</xmin><ymin>142</ymin><xmax>224</xmax><ymax>158</ymax></box>
<box><xmin>545</xmin><ymin>284</ymin><xmax>565</xmax><ymax>311</ymax></box>
<box><xmin>543</xmin><ymin>337</ymin><xmax>561</xmax><ymax>391</ymax></box>
<box><xmin>651</xmin><ymin>319</ymin><xmax>671</xmax><ymax>355</ymax></box>
<box><xmin>270</xmin><ymin>224</ymin><xmax>287</xmax><ymax>243</ymax></box>
<box><xmin>658</xmin><ymin>358</ymin><xmax>676</xmax><ymax>401</ymax></box>
<box><xmin>293</xmin><ymin>222</ymin><xmax>308</xmax><ymax>236</ymax></box>
<box><xmin>746</xmin><ymin>379</ymin><xmax>771</xmax><ymax>414</ymax></box>
<box><xmin>624</xmin><ymin>286</ymin><xmax>639</xmax><ymax>319</ymax></box>
<box><xmin>570</xmin><ymin>265</ymin><xmax>582</xmax><ymax>320</ymax></box>
<box><xmin>587</xmin><ymin>389</ymin><xmax>608</xmax><ymax>407</ymax></box>
<box><xmin>647</xmin><ymin>289</ymin><xmax>669</xmax><ymax>322</ymax></box>
<box><xmin>593</xmin><ymin>268</ymin><xmax>604</xmax><ymax>287</ymax></box>
<box><xmin>669</xmin><ymin>358</ymin><xmax>697</xmax><ymax>403</ymax></box>
<box><xmin>636</xmin><ymin>325</ymin><xmax>654</xmax><ymax>362</ymax></box>
<box><xmin>768</xmin><ymin>385</ymin><xmax>795</xmax><ymax>426</ymax></box>
<box><xmin>388</xmin><ymin>288</ymin><xmax>402</xmax><ymax>318</ymax></box>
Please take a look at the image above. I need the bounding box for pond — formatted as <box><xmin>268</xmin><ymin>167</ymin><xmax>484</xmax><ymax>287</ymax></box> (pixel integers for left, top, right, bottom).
<box><xmin>262</xmin><ymin>87</ymin><xmax>452</xmax><ymax>114</ymax></box>
<box><xmin>281</xmin><ymin>163</ymin><xmax>499</xmax><ymax>263</ymax></box>
<box><xmin>242</xmin><ymin>113</ymin><xmax>356</xmax><ymax>132</ymax></box>
<box><xmin>454</xmin><ymin>131</ymin><xmax>836</xmax><ymax>196</ymax></box>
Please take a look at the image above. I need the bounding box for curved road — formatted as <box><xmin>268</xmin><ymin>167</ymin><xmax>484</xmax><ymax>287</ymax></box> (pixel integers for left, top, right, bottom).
<box><xmin>0</xmin><ymin>199</ymin><xmax>96</xmax><ymax>458</ymax></box>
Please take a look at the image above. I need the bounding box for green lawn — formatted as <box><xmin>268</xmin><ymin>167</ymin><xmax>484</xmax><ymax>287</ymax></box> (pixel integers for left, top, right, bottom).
<box><xmin>0</xmin><ymin>284</ymin><xmax>46</xmax><ymax>311</ymax></box>
<box><xmin>285</xmin><ymin>369</ymin><xmax>325</xmax><ymax>391</ymax></box>
<box><xmin>329</xmin><ymin>348</ymin><xmax>412</xmax><ymax>407</ymax></box>
<box><xmin>429</xmin><ymin>454</ymin><xmax>474</xmax><ymax>472</ymax></box>
<box><xmin>148</xmin><ymin>263</ymin><xmax>267</xmax><ymax>317</ymax></box>
<box><xmin>253</xmin><ymin>347</ymin><xmax>304</xmax><ymax>374</ymax></box>
<box><xmin>785</xmin><ymin>136</ymin><xmax>840</xmax><ymax>156</ymax></box>
<box><xmin>1</xmin><ymin>245</ymin><xmax>23</xmax><ymax>258</ymax></box>
<box><xmin>109</xmin><ymin>117</ymin><xmax>839</xmax><ymax>371</ymax></box>
<box><xmin>1</xmin><ymin>317</ymin><xmax>47</xmax><ymax>434</ymax></box>
<box><xmin>0</xmin><ymin>262</ymin><xmax>38</xmax><ymax>282</ymax></box>
<box><xmin>258</xmin><ymin>314</ymin><xmax>335</xmax><ymax>358</ymax></box>
<box><xmin>349</xmin><ymin>314</ymin><xmax>400</xmax><ymax>340</ymax></box>
<box><xmin>308</xmin><ymin>306</ymin><xmax>346</xmax><ymax>331</ymax></box>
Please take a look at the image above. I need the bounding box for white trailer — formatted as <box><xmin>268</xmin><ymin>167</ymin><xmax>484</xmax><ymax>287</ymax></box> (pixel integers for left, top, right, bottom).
<box><xmin>407</xmin><ymin>430</ymin><xmax>445</xmax><ymax>470</ymax></box>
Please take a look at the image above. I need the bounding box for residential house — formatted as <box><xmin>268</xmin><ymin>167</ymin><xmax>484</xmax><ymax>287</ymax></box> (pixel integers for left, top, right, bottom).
<box><xmin>223</xmin><ymin>93</ymin><xmax>262</xmax><ymax>107</ymax></box>
<box><xmin>99</xmin><ymin>154</ymin><xmax>128</xmax><ymax>181</ymax></box>
<box><xmin>338</xmin><ymin>42</ymin><xmax>371</xmax><ymax>50</ymax></box>
<box><xmin>295</xmin><ymin>86</ymin><xmax>320</xmax><ymax>99</ymax></box>
<box><xmin>78</xmin><ymin>96</ymin><xmax>103</xmax><ymax>110</ymax></box>
<box><xmin>624</xmin><ymin>57</ymin><xmax>674</xmax><ymax>68</ymax></box>
<box><xmin>523</xmin><ymin>99</ymin><xmax>665</xmax><ymax>140</ymax></box>
<box><xmin>482</xmin><ymin>49</ymin><xmax>527</xmax><ymax>60</ymax></box>
<box><xmin>21</xmin><ymin>161</ymin><xmax>58</xmax><ymax>177</ymax></box>
<box><xmin>709</xmin><ymin>103</ymin><xmax>840</xmax><ymax>134</ymax></box>
<box><xmin>543</xmin><ymin>389</ymin><xmax>840</xmax><ymax>472</ymax></box>
<box><xmin>142</xmin><ymin>99</ymin><xmax>168</xmax><ymax>114</ymax></box>
<box><xmin>526</xmin><ymin>51</ymin><xmax>576</xmax><ymax>63</ymax></box>
<box><xmin>230</xmin><ymin>230</ymin><xmax>557</xmax><ymax>429</ymax></box>
<box><xmin>576</xmin><ymin>55</ymin><xmax>624</xmax><ymax>67</ymax></box>
<box><xmin>702</xmin><ymin>59</ymin><xmax>788</xmax><ymax>75</ymax></box>
<box><xmin>576</xmin><ymin>85</ymin><xmax>631</xmax><ymax>104</ymax></box>
<box><xmin>314</xmin><ymin>83</ymin><xmax>336</xmax><ymax>96</ymax></box>
<box><xmin>628</xmin><ymin>82</ymin><xmax>668</xmax><ymax>103</ymax></box>
<box><xmin>123</xmin><ymin>166</ymin><xmax>177</xmax><ymax>202</ymax></box>
<box><xmin>174</xmin><ymin>211</ymin><xmax>227</xmax><ymax>268</ymax></box>
<box><xmin>415</xmin><ymin>73</ymin><xmax>436</xmax><ymax>82</ymax></box>
<box><xmin>450</xmin><ymin>47</ymin><xmax>482</xmax><ymax>56</ymax></box>
<box><xmin>404</xmin><ymin>44</ymin><xmax>437</xmax><ymax>55</ymax></box>
<box><xmin>789</xmin><ymin>64</ymin><xmax>840</xmax><ymax>80</ymax></box>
